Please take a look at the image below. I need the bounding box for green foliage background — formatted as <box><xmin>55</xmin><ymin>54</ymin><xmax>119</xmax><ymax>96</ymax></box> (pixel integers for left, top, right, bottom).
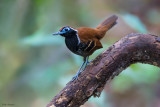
<box><xmin>0</xmin><ymin>0</ymin><xmax>160</xmax><ymax>107</ymax></box>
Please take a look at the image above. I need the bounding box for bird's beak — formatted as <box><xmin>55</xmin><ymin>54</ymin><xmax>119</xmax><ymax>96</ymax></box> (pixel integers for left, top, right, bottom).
<box><xmin>52</xmin><ymin>31</ymin><xmax>64</xmax><ymax>35</ymax></box>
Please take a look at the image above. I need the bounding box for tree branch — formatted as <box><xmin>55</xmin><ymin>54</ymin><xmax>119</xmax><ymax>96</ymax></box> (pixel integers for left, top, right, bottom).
<box><xmin>47</xmin><ymin>33</ymin><xmax>160</xmax><ymax>107</ymax></box>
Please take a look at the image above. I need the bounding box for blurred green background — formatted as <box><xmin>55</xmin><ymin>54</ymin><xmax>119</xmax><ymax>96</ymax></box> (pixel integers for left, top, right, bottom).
<box><xmin>0</xmin><ymin>0</ymin><xmax>160</xmax><ymax>107</ymax></box>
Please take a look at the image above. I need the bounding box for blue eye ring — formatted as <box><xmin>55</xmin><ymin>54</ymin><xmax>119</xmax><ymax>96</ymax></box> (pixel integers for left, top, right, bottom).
<box><xmin>63</xmin><ymin>27</ymin><xmax>70</xmax><ymax>32</ymax></box>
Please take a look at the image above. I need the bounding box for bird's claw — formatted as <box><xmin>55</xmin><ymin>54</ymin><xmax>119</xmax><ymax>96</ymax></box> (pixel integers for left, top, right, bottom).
<box><xmin>72</xmin><ymin>75</ymin><xmax>78</xmax><ymax>81</ymax></box>
<box><xmin>71</xmin><ymin>70</ymin><xmax>82</xmax><ymax>81</ymax></box>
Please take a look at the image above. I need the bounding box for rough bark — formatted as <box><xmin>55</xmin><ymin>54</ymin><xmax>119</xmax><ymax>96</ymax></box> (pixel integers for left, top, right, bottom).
<box><xmin>47</xmin><ymin>33</ymin><xmax>160</xmax><ymax>107</ymax></box>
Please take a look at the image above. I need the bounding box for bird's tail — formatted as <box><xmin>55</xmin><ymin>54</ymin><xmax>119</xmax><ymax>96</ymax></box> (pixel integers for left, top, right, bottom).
<box><xmin>96</xmin><ymin>15</ymin><xmax>118</xmax><ymax>39</ymax></box>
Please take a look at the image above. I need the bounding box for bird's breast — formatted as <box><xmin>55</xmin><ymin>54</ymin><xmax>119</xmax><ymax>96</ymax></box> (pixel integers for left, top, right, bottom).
<box><xmin>65</xmin><ymin>36</ymin><xmax>79</xmax><ymax>54</ymax></box>
<box><xmin>65</xmin><ymin>36</ymin><xmax>89</xmax><ymax>56</ymax></box>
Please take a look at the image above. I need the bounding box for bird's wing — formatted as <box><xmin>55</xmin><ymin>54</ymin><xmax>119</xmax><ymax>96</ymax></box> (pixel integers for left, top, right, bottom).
<box><xmin>77</xmin><ymin>27</ymin><xmax>103</xmax><ymax>52</ymax></box>
<box><xmin>79</xmin><ymin>38</ymin><xmax>102</xmax><ymax>53</ymax></box>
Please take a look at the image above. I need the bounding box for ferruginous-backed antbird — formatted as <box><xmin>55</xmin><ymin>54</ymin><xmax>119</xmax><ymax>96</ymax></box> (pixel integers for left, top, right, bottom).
<box><xmin>53</xmin><ymin>15</ymin><xmax>118</xmax><ymax>81</ymax></box>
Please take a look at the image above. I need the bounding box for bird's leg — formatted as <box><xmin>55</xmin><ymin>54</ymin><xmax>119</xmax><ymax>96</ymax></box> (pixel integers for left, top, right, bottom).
<box><xmin>86</xmin><ymin>56</ymin><xmax>93</xmax><ymax>64</ymax></box>
<box><xmin>82</xmin><ymin>56</ymin><xmax>92</xmax><ymax>71</ymax></box>
<box><xmin>72</xmin><ymin>57</ymin><xmax>86</xmax><ymax>81</ymax></box>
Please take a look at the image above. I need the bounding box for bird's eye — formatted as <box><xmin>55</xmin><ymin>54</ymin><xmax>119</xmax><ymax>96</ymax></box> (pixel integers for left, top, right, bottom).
<box><xmin>64</xmin><ymin>27</ymin><xmax>70</xmax><ymax>32</ymax></box>
<box><xmin>65</xmin><ymin>28</ymin><xmax>68</xmax><ymax>31</ymax></box>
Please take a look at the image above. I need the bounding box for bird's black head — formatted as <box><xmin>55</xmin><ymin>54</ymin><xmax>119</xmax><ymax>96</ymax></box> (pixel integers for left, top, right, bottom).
<box><xmin>53</xmin><ymin>26</ymin><xmax>77</xmax><ymax>38</ymax></box>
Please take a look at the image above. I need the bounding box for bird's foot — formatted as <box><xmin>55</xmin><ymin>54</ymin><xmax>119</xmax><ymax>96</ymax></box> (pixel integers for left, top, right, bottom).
<box><xmin>72</xmin><ymin>69</ymin><xmax>83</xmax><ymax>81</ymax></box>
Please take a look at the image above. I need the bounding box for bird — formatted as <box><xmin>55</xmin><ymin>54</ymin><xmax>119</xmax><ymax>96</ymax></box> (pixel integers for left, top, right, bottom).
<box><xmin>53</xmin><ymin>15</ymin><xmax>118</xmax><ymax>81</ymax></box>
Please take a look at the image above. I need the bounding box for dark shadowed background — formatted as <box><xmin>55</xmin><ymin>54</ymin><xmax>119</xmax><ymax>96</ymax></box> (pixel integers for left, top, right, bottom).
<box><xmin>0</xmin><ymin>0</ymin><xmax>160</xmax><ymax>107</ymax></box>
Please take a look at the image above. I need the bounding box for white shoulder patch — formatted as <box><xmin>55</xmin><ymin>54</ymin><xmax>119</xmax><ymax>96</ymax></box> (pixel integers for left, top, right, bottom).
<box><xmin>76</xmin><ymin>33</ymin><xmax>80</xmax><ymax>44</ymax></box>
<box><xmin>70</xmin><ymin>28</ymin><xmax>80</xmax><ymax>44</ymax></box>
